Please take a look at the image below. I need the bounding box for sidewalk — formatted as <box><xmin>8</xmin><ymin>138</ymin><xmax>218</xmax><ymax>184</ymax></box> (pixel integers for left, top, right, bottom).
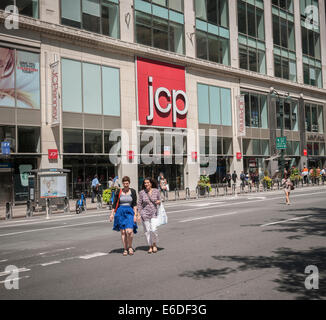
<box><xmin>1</xmin><ymin>183</ymin><xmax>325</xmax><ymax>221</ymax></box>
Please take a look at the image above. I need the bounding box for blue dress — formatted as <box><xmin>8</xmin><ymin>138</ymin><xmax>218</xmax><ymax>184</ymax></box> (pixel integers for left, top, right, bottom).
<box><xmin>113</xmin><ymin>205</ymin><xmax>138</xmax><ymax>234</ymax></box>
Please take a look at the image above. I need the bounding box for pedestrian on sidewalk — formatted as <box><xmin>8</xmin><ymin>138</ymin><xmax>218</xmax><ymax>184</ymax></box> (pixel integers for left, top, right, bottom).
<box><xmin>91</xmin><ymin>175</ymin><xmax>100</xmax><ymax>203</ymax></box>
<box><xmin>282</xmin><ymin>173</ymin><xmax>293</xmax><ymax>205</ymax></box>
<box><xmin>137</xmin><ymin>177</ymin><xmax>161</xmax><ymax>254</ymax></box>
<box><xmin>159</xmin><ymin>174</ymin><xmax>169</xmax><ymax>200</ymax></box>
<box><xmin>109</xmin><ymin>176</ymin><xmax>139</xmax><ymax>256</ymax></box>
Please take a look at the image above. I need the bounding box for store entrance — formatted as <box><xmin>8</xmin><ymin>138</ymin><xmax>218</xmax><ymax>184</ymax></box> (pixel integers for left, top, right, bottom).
<box><xmin>138</xmin><ymin>163</ymin><xmax>184</xmax><ymax>191</ymax></box>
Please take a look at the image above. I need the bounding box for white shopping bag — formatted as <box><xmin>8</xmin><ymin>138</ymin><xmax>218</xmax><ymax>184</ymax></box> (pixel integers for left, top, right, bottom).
<box><xmin>152</xmin><ymin>204</ymin><xmax>168</xmax><ymax>228</ymax></box>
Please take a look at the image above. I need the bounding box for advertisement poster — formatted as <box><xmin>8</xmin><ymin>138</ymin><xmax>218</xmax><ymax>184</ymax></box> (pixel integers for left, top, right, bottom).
<box><xmin>40</xmin><ymin>176</ymin><xmax>67</xmax><ymax>198</ymax></box>
<box><xmin>0</xmin><ymin>47</ymin><xmax>40</xmax><ymax>109</ymax></box>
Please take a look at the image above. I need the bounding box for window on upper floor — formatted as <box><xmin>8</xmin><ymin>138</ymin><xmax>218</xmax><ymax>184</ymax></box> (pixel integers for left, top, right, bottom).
<box><xmin>0</xmin><ymin>0</ymin><xmax>39</xmax><ymax>19</ymax></box>
<box><xmin>134</xmin><ymin>0</ymin><xmax>184</xmax><ymax>54</ymax></box>
<box><xmin>60</xmin><ymin>0</ymin><xmax>120</xmax><ymax>39</ymax></box>
<box><xmin>195</xmin><ymin>0</ymin><xmax>229</xmax><ymax>28</ymax></box>
<box><xmin>275</xmin><ymin>98</ymin><xmax>298</xmax><ymax>131</ymax></box>
<box><xmin>272</xmin><ymin>0</ymin><xmax>293</xmax><ymax>13</ymax></box>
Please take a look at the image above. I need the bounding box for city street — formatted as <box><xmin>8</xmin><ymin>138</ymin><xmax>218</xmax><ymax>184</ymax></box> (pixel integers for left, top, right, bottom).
<box><xmin>0</xmin><ymin>187</ymin><xmax>325</xmax><ymax>300</ymax></box>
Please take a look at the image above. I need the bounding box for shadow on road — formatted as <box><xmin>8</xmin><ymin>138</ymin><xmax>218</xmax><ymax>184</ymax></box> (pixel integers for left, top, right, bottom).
<box><xmin>262</xmin><ymin>207</ymin><xmax>326</xmax><ymax>240</ymax></box>
<box><xmin>179</xmin><ymin>247</ymin><xmax>325</xmax><ymax>300</ymax></box>
<box><xmin>109</xmin><ymin>246</ymin><xmax>165</xmax><ymax>254</ymax></box>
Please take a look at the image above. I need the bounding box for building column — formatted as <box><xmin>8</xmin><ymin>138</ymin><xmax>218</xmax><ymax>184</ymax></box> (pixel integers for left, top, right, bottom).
<box><xmin>264</xmin><ymin>0</ymin><xmax>274</xmax><ymax>77</ymax></box>
<box><xmin>40</xmin><ymin>0</ymin><xmax>60</xmax><ymax>24</ymax></box>
<box><xmin>294</xmin><ymin>0</ymin><xmax>304</xmax><ymax>84</ymax></box>
<box><xmin>119</xmin><ymin>0</ymin><xmax>134</xmax><ymax>44</ymax></box>
<box><xmin>319</xmin><ymin>0</ymin><xmax>326</xmax><ymax>88</ymax></box>
<box><xmin>229</xmin><ymin>0</ymin><xmax>239</xmax><ymax>69</ymax></box>
<box><xmin>184</xmin><ymin>0</ymin><xmax>196</xmax><ymax>58</ymax></box>
<box><xmin>231</xmin><ymin>87</ymin><xmax>244</xmax><ymax>176</ymax></box>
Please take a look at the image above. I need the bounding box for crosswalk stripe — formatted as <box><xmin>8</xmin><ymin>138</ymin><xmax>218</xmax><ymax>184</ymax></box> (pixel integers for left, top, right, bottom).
<box><xmin>79</xmin><ymin>252</ymin><xmax>108</xmax><ymax>260</ymax></box>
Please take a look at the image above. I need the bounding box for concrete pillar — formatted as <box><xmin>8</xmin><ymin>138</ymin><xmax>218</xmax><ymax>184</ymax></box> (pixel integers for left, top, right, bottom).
<box><xmin>319</xmin><ymin>0</ymin><xmax>326</xmax><ymax>88</ymax></box>
<box><xmin>184</xmin><ymin>0</ymin><xmax>196</xmax><ymax>58</ymax></box>
<box><xmin>231</xmin><ymin>87</ymin><xmax>244</xmax><ymax>176</ymax></box>
<box><xmin>229</xmin><ymin>0</ymin><xmax>239</xmax><ymax>69</ymax></box>
<box><xmin>264</xmin><ymin>0</ymin><xmax>274</xmax><ymax>77</ymax></box>
<box><xmin>40</xmin><ymin>0</ymin><xmax>60</xmax><ymax>24</ymax></box>
<box><xmin>119</xmin><ymin>0</ymin><xmax>134</xmax><ymax>44</ymax></box>
<box><xmin>294</xmin><ymin>0</ymin><xmax>304</xmax><ymax>84</ymax></box>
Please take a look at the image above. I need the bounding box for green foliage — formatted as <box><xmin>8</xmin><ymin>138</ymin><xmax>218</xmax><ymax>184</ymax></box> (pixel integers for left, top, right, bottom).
<box><xmin>102</xmin><ymin>189</ymin><xmax>112</xmax><ymax>204</ymax></box>
<box><xmin>261</xmin><ymin>175</ymin><xmax>272</xmax><ymax>188</ymax></box>
<box><xmin>290</xmin><ymin>167</ymin><xmax>303</xmax><ymax>181</ymax></box>
<box><xmin>197</xmin><ymin>175</ymin><xmax>212</xmax><ymax>192</ymax></box>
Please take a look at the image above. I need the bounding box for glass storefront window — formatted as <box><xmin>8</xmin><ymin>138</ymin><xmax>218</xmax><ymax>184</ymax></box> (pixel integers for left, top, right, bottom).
<box><xmin>276</xmin><ymin>98</ymin><xmax>298</xmax><ymax>131</ymax></box>
<box><xmin>0</xmin><ymin>126</ymin><xmax>16</xmax><ymax>153</ymax></box>
<box><xmin>62</xmin><ymin>59</ymin><xmax>120</xmax><ymax>116</ymax></box>
<box><xmin>223</xmin><ymin>138</ymin><xmax>232</xmax><ymax>155</ymax></box>
<box><xmin>318</xmin><ymin>106</ymin><xmax>324</xmax><ymax>133</ymax></box>
<box><xmin>242</xmin><ymin>91</ymin><xmax>268</xmax><ymax>129</ymax></box>
<box><xmin>85</xmin><ymin>130</ymin><xmax>103</xmax><ymax>154</ymax></box>
<box><xmin>292</xmin><ymin>141</ymin><xmax>300</xmax><ymax>156</ymax></box>
<box><xmin>104</xmin><ymin>130</ymin><xmax>121</xmax><ymax>154</ymax></box>
<box><xmin>0</xmin><ymin>48</ymin><xmax>40</xmax><ymax>109</ymax></box>
<box><xmin>63</xmin><ymin>129</ymin><xmax>83</xmax><ymax>153</ymax></box>
<box><xmin>17</xmin><ymin>126</ymin><xmax>40</xmax><ymax>153</ymax></box>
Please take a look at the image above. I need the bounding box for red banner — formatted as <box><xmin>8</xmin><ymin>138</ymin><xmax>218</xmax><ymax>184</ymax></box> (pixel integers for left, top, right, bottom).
<box><xmin>48</xmin><ymin>149</ymin><xmax>58</xmax><ymax>160</ymax></box>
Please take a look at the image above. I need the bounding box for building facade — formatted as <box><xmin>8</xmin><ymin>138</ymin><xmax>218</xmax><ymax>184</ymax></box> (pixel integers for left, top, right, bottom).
<box><xmin>0</xmin><ymin>0</ymin><xmax>326</xmax><ymax>204</ymax></box>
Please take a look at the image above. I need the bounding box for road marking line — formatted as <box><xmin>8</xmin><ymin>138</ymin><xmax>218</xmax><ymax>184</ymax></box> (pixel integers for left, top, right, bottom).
<box><xmin>39</xmin><ymin>247</ymin><xmax>75</xmax><ymax>255</ymax></box>
<box><xmin>0</xmin><ymin>259</ymin><xmax>8</xmax><ymax>263</ymax></box>
<box><xmin>179</xmin><ymin>211</ymin><xmax>239</xmax><ymax>223</ymax></box>
<box><xmin>260</xmin><ymin>215</ymin><xmax>312</xmax><ymax>227</ymax></box>
<box><xmin>79</xmin><ymin>252</ymin><xmax>108</xmax><ymax>260</ymax></box>
<box><xmin>0</xmin><ymin>220</ymin><xmax>106</xmax><ymax>237</ymax></box>
<box><xmin>0</xmin><ymin>212</ymin><xmax>109</xmax><ymax>229</ymax></box>
<box><xmin>0</xmin><ymin>276</ymin><xmax>30</xmax><ymax>284</ymax></box>
<box><xmin>41</xmin><ymin>261</ymin><xmax>61</xmax><ymax>267</ymax></box>
<box><xmin>0</xmin><ymin>267</ymin><xmax>30</xmax><ymax>277</ymax></box>
<box><xmin>191</xmin><ymin>202</ymin><xmax>226</xmax><ymax>207</ymax></box>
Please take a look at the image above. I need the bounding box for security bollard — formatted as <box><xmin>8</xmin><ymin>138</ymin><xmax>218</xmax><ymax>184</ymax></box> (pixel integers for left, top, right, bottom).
<box><xmin>196</xmin><ymin>186</ymin><xmax>199</xmax><ymax>199</ymax></box>
<box><xmin>64</xmin><ymin>197</ymin><xmax>70</xmax><ymax>214</ymax></box>
<box><xmin>232</xmin><ymin>184</ymin><xmax>236</xmax><ymax>195</ymax></box>
<box><xmin>5</xmin><ymin>202</ymin><xmax>13</xmax><ymax>220</ymax></box>
<box><xmin>46</xmin><ymin>198</ymin><xmax>52</xmax><ymax>219</ymax></box>
<box><xmin>26</xmin><ymin>200</ymin><xmax>33</xmax><ymax>218</ymax></box>
<box><xmin>175</xmin><ymin>188</ymin><xmax>180</xmax><ymax>201</ymax></box>
<box><xmin>215</xmin><ymin>186</ymin><xmax>218</xmax><ymax>197</ymax></box>
<box><xmin>185</xmin><ymin>187</ymin><xmax>190</xmax><ymax>200</ymax></box>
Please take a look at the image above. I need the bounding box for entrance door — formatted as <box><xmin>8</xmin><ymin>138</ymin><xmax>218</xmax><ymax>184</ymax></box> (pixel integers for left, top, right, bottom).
<box><xmin>0</xmin><ymin>172</ymin><xmax>12</xmax><ymax>205</ymax></box>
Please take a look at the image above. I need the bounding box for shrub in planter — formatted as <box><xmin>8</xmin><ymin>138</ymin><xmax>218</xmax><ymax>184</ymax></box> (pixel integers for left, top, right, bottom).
<box><xmin>102</xmin><ymin>189</ymin><xmax>112</xmax><ymax>204</ymax></box>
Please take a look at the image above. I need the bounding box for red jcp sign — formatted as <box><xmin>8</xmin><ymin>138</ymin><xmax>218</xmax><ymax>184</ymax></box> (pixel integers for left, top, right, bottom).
<box><xmin>48</xmin><ymin>149</ymin><xmax>58</xmax><ymax>160</ymax></box>
<box><xmin>137</xmin><ymin>57</ymin><xmax>188</xmax><ymax>128</ymax></box>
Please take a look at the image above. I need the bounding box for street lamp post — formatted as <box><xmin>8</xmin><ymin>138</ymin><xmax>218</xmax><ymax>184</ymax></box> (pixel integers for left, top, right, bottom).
<box><xmin>270</xmin><ymin>88</ymin><xmax>290</xmax><ymax>179</ymax></box>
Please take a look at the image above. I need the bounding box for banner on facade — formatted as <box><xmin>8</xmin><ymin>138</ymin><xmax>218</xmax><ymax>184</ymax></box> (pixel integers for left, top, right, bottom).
<box><xmin>50</xmin><ymin>61</ymin><xmax>60</xmax><ymax>126</ymax></box>
<box><xmin>237</xmin><ymin>95</ymin><xmax>246</xmax><ymax>137</ymax></box>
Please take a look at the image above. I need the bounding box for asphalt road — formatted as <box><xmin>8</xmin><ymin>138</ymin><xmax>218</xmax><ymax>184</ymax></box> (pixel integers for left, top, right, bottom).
<box><xmin>0</xmin><ymin>187</ymin><xmax>325</xmax><ymax>300</ymax></box>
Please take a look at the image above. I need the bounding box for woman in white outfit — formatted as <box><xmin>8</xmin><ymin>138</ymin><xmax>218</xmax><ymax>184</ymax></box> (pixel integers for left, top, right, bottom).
<box><xmin>137</xmin><ymin>178</ymin><xmax>161</xmax><ymax>254</ymax></box>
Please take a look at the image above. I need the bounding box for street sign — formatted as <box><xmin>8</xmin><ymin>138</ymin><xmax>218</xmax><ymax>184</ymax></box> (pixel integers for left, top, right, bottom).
<box><xmin>276</xmin><ymin>137</ymin><xmax>287</xmax><ymax>150</ymax></box>
<box><xmin>1</xmin><ymin>142</ymin><xmax>10</xmax><ymax>155</ymax></box>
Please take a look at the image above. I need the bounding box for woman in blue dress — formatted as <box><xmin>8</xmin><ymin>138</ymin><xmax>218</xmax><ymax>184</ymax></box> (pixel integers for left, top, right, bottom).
<box><xmin>109</xmin><ymin>176</ymin><xmax>140</xmax><ymax>256</ymax></box>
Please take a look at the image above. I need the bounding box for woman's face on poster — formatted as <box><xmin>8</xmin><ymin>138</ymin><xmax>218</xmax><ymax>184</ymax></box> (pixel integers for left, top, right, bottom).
<box><xmin>0</xmin><ymin>48</ymin><xmax>14</xmax><ymax>79</ymax></box>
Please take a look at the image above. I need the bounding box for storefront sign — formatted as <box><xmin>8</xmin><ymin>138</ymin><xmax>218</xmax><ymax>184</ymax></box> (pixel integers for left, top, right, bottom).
<box><xmin>236</xmin><ymin>152</ymin><xmax>242</xmax><ymax>160</ymax></box>
<box><xmin>50</xmin><ymin>61</ymin><xmax>60</xmax><ymax>126</ymax></box>
<box><xmin>249</xmin><ymin>158</ymin><xmax>257</xmax><ymax>167</ymax></box>
<box><xmin>127</xmin><ymin>151</ymin><xmax>134</xmax><ymax>161</ymax></box>
<box><xmin>137</xmin><ymin>57</ymin><xmax>188</xmax><ymax>128</ymax></box>
<box><xmin>191</xmin><ymin>152</ymin><xmax>198</xmax><ymax>161</ymax></box>
<box><xmin>163</xmin><ymin>146</ymin><xmax>171</xmax><ymax>156</ymax></box>
<box><xmin>237</xmin><ymin>95</ymin><xmax>246</xmax><ymax>137</ymax></box>
<box><xmin>1</xmin><ymin>142</ymin><xmax>10</xmax><ymax>155</ymax></box>
<box><xmin>303</xmin><ymin>149</ymin><xmax>308</xmax><ymax>156</ymax></box>
<box><xmin>48</xmin><ymin>149</ymin><xmax>58</xmax><ymax>160</ymax></box>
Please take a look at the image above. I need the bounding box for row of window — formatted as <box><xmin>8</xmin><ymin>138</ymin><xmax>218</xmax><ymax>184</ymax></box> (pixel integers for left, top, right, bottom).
<box><xmin>199</xmin><ymin>136</ymin><xmax>233</xmax><ymax>156</ymax></box>
<box><xmin>1</xmin><ymin>0</ymin><xmax>324</xmax><ymax>87</ymax></box>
